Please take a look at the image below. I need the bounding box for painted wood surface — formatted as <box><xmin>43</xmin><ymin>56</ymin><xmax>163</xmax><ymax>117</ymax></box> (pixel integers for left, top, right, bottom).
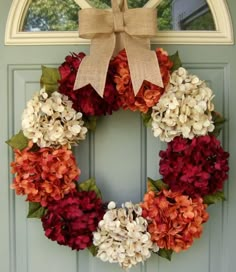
<box><xmin>0</xmin><ymin>1</ymin><xmax>236</xmax><ymax>272</ymax></box>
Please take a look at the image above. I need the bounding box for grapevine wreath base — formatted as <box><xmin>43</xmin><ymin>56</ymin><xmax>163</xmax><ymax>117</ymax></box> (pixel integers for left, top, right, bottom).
<box><xmin>7</xmin><ymin>48</ymin><xmax>229</xmax><ymax>270</ymax></box>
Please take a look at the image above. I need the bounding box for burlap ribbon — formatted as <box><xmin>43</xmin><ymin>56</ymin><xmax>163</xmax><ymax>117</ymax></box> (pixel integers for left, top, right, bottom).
<box><xmin>73</xmin><ymin>0</ymin><xmax>163</xmax><ymax>97</ymax></box>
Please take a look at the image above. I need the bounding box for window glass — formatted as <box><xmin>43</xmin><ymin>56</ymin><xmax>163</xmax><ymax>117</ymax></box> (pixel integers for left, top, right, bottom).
<box><xmin>86</xmin><ymin>0</ymin><xmax>149</xmax><ymax>9</ymax></box>
<box><xmin>157</xmin><ymin>0</ymin><xmax>215</xmax><ymax>30</ymax></box>
<box><xmin>22</xmin><ymin>0</ymin><xmax>216</xmax><ymax>32</ymax></box>
<box><xmin>23</xmin><ymin>0</ymin><xmax>80</xmax><ymax>31</ymax></box>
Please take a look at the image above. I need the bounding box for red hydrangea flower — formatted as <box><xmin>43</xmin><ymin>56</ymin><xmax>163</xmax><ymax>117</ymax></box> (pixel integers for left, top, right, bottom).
<box><xmin>159</xmin><ymin>135</ymin><xmax>229</xmax><ymax>198</ymax></box>
<box><xmin>109</xmin><ymin>48</ymin><xmax>173</xmax><ymax>113</ymax></box>
<box><xmin>11</xmin><ymin>141</ymin><xmax>80</xmax><ymax>206</ymax></box>
<box><xmin>141</xmin><ymin>190</ymin><xmax>209</xmax><ymax>252</ymax></box>
<box><xmin>58</xmin><ymin>52</ymin><xmax>120</xmax><ymax>116</ymax></box>
<box><xmin>41</xmin><ymin>190</ymin><xmax>105</xmax><ymax>250</ymax></box>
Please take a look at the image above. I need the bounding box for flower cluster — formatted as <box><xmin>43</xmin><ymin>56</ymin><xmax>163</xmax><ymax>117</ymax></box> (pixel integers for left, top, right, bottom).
<box><xmin>11</xmin><ymin>142</ymin><xmax>80</xmax><ymax>206</ymax></box>
<box><xmin>58</xmin><ymin>52</ymin><xmax>121</xmax><ymax>116</ymax></box>
<box><xmin>42</xmin><ymin>191</ymin><xmax>105</xmax><ymax>250</ymax></box>
<box><xmin>22</xmin><ymin>88</ymin><xmax>87</xmax><ymax>148</ymax></box>
<box><xmin>93</xmin><ymin>201</ymin><xmax>158</xmax><ymax>270</ymax></box>
<box><xmin>110</xmin><ymin>48</ymin><xmax>173</xmax><ymax>113</ymax></box>
<box><xmin>159</xmin><ymin>135</ymin><xmax>229</xmax><ymax>198</ymax></box>
<box><xmin>141</xmin><ymin>190</ymin><xmax>209</xmax><ymax>252</ymax></box>
<box><xmin>151</xmin><ymin>67</ymin><xmax>215</xmax><ymax>142</ymax></box>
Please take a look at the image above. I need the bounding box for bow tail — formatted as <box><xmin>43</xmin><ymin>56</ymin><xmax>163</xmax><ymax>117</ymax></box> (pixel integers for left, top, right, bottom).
<box><xmin>124</xmin><ymin>34</ymin><xmax>164</xmax><ymax>96</ymax></box>
<box><xmin>73</xmin><ymin>34</ymin><xmax>116</xmax><ymax>97</ymax></box>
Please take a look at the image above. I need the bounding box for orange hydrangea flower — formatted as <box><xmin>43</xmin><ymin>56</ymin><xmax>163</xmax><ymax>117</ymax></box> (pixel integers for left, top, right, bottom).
<box><xmin>11</xmin><ymin>141</ymin><xmax>80</xmax><ymax>206</ymax></box>
<box><xmin>111</xmin><ymin>48</ymin><xmax>173</xmax><ymax>113</ymax></box>
<box><xmin>141</xmin><ymin>190</ymin><xmax>209</xmax><ymax>252</ymax></box>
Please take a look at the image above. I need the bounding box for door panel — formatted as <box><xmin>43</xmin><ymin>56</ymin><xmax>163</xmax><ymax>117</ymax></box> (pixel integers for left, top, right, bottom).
<box><xmin>1</xmin><ymin>1</ymin><xmax>236</xmax><ymax>272</ymax></box>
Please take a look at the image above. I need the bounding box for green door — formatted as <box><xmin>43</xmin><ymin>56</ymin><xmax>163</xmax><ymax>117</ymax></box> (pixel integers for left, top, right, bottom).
<box><xmin>1</xmin><ymin>1</ymin><xmax>236</xmax><ymax>272</ymax></box>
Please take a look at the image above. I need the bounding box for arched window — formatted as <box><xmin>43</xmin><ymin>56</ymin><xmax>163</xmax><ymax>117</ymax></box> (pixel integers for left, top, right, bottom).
<box><xmin>5</xmin><ymin>0</ymin><xmax>234</xmax><ymax>45</ymax></box>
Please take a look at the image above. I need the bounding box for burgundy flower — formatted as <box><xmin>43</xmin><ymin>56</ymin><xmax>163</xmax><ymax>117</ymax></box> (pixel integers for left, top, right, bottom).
<box><xmin>159</xmin><ymin>135</ymin><xmax>229</xmax><ymax>198</ymax></box>
<box><xmin>41</xmin><ymin>190</ymin><xmax>105</xmax><ymax>250</ymax></box>
<box><xmin>58</xmin><ymin>53</ymin><xmax>120</xmax><ymax>117</ymax></box>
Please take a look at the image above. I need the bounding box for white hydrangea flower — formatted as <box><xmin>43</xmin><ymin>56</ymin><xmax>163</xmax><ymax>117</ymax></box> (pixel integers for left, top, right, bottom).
<box><xmin>93</xmin><ymin>201</ymin><xmax>158</xmax><ymax>270</ymax></box>
<box><xmin>151</xmin><ymin>67</ymin><xmax>215</xmax><ymax>142</ymax></box>
<box><xmin>22</xmin><ymin>88</ymin><xmax>88</xmax><ymax>148</ymax></box>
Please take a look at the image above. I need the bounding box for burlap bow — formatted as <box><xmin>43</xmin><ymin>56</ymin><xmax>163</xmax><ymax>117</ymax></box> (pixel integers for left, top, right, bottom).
<box><xmin>73</xmin><ymin>0</ymin><xmax>163</xmax><ymax>97</ymax></box>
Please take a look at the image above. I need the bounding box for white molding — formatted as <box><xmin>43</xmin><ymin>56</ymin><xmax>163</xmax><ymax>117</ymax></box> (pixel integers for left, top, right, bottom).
<box><xmin>5</xmin><ymin>0</ymin><xmax>234</xmax><ymax>45</ymax></box>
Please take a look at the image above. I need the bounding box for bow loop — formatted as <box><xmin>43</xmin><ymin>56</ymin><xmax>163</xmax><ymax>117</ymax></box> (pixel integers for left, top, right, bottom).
<box><xmin>79</xmin><ymin>9</ymin><xmax>113</xmax><ymax>38</ymax></box>
<box><xmin>74</xmin><ymin>0</ymin><xmax>163</xmax><ymax>97</ymax></box>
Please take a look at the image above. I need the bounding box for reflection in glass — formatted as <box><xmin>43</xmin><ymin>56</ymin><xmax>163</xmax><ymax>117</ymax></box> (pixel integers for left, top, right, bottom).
<box><xmin>22</xmin><ymin>0</ymin><xmax>216</xmax><ymax>32</ymax></box>
<box><xmin>22</xmin><ymin>0</ymin><xmax>149</xmax><ymax>31</ymax></box>
<box><xmin>86</xmin><ymin>0</ymin><xmax>149</xmax><ymax>9</ymax></box>
<box><xmin>157</xmin><ymin>0</ymin><xmax>215</xmax><ymax>30</ymax></box>
<box><xmin>23</xmin><ymin>0</ymin><xmax>80</xmax><ymax>31</ymax></box>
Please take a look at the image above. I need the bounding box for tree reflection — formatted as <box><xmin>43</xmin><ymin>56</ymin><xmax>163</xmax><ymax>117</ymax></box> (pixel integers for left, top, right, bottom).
<box><xmin>22</xmin><ymin>0</ymin><xmax>215</xmax><ymax>32</ymax></box>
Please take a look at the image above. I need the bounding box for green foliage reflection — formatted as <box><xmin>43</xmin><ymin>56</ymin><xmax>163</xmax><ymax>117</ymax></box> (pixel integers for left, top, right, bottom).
<box><xmin>22</xmin><ymin>0</ymin><xmax>214</xmax><ymax>32</ymax></box>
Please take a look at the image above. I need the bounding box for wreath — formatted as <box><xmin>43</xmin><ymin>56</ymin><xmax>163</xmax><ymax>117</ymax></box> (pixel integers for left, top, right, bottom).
<box><xmin>7</xmin><ymin>48</ymin><xmax>229</xmax><ymax>270</ymax></box>
<box><xmin>6</xmin><ymin>1</ymin><xmax>230</xmax><ymax>270</ymax></box>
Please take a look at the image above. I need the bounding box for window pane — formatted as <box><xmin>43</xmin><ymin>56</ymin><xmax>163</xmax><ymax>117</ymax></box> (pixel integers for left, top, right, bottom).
<box><xmin>86</xmin><ymin>0</ymin><xmax>149</xmax><ymax>8</ymax></box>
<box><xmin>22</xmin><ymin>0</ymin><xmax>216</xmax><ymax>32</ymax></box>
<box><xmin>158</xmin><ymin>0</ymin><xmax>216</xmax><ymax>30</ymax></box>
<box><xmin>22</xmin><ymin>0</ymin><xmax>80</xmax><ymax>31</ymax></box>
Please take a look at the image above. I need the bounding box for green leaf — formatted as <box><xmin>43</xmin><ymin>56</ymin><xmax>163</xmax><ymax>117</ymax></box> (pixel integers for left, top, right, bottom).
<box><xmin>40</xmin><ymin>66</ymin><xmax>61</xmax><ymax>94</ymax></box>
<box><xmin>6</xmin><ymin>130</ymin><xmax>28</xmax><ymax>150</ymax></box>
<box><xmin>84</xmin><ymin>116</ymin><xmax>97</xmax><ymax>131</ymax></box>
<box><xmin>27</xmin><ymin>202</ymin><xmax>46</xmax><ymax>219</ymax></box>
<box><xmin>157</xmin><ymin>248</ymin><xmax>173</xmax><ymax>261</ymax></box>
<box><xmin>88</xmin><ymin>245</ymin><xmax>98</xmax><ymax>256</ymax></box>
<box><xmin>147</xmin><ymin>177</ymin><xmax>169</xmax><ymax>192</ymax></box>
<box><xmin>169</xmin><ymin>51</ymin><xmax>182</xmax><ymax>72</ymax></box>
<box><xmin>141</xmin><ymin>109</ymin><xmax>152</xmax><ymax>127</ymax></box>
<box><xmin>210</xmin><ymin>111</ymin><xmax>226</xmax><ymax>137</ymax></box>
<box><xmin>203</xmin><ymin>191</ymin><xmax>226</xmax><ymax>205</ymax></box>
<box><xmin>78</xmin><ymin>178</ymin><xmax>102</xmax><ymax>199</ymax></box>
